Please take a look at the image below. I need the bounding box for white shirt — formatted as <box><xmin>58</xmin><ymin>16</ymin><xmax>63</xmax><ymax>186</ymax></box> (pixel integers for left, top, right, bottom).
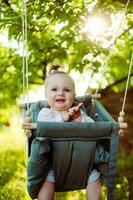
<box><xmin>38</xmin><ymin>107</ymin><xmax>94</xmax><ymax>122</ymax></box>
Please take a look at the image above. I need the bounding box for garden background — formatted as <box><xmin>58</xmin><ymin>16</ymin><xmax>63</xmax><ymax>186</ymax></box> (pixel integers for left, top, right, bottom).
<box><xmin>0</xmin><ymin>0</ymin><xmax>133</xmax><ymax>199</ymax></box>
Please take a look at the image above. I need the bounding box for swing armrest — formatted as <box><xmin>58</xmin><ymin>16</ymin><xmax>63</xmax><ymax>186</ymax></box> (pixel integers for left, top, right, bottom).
<box><xmin>22</xmin><ymin>122</ymin><xmax>127</xmax><ymax>139</ymax></box>
<box><xmin>91</xmin><ymin>93</ymin><xmax>101</xmax><ymax>99</ymax></box>
<box><xmin>22</xmin><ymin>122</ymin><xmax>127</xmax><ymax>130</ymax></box>
<box><xmin>23</xmin><ymin>122</ymin><xmax>37</xmax><ymax>129</ymax></box>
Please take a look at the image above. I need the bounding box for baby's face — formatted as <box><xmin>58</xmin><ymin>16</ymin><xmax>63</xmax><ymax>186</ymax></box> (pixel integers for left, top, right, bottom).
<box><xmin>45</xmin><ymin>74</ymin><xmax>75</xmax><ymax>111</ymax></box>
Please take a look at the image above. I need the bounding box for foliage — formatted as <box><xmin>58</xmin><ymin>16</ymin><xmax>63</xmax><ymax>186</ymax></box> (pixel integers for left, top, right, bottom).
<box><xmin>115</xmin><ymin>177</ymin><xmax>129</xmax><ymax>200</ymax></box>
<box><xmin>0</xmin><ymin>149</ymin><xmax>28</xmax><ymax>200</ymax></box>
<box><xmin>0</xmin><ymin>0</ymin><xmax>132</xmax><ymax>112</ymax></box>
<box><xmin>0</xmin><ymin>127</ymin><xmax>29</xmax><ymax>199</ymax></box>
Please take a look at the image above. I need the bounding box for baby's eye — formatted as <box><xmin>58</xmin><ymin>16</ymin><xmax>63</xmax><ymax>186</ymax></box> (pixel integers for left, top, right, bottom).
<box><xmin>64</xmin><ymin>88</ymin><xmax>71</xmax><ymax>92</ymax></box>
<box><xmin>51</xmin><ymin>88</ymin><xmax>57</xmax><ymax>91</ymax></box>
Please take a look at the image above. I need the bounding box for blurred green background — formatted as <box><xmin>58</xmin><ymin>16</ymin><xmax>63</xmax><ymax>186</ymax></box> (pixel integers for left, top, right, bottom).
<box><xmin>0</xmin><ymin>0</ymin><xmax>133</xmax><ymax>199</ymax></box>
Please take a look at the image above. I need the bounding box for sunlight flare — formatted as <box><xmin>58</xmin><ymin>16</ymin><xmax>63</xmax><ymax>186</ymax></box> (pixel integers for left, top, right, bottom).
<box><xmin>82</xmin><ymin>16</ymin><xmax>107</xmax><ymax>38</ymax></box>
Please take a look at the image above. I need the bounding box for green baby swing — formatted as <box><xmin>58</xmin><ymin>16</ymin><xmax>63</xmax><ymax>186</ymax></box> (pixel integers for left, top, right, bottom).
<box><xmin>21</xmin><ymin>0</ymin><xmax>131</xmax><ymax>199</ymax></box>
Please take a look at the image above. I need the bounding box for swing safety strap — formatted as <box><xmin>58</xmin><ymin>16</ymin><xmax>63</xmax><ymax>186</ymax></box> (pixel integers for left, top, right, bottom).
<box><xmin>107</xmin><ymin>124</ymin><xmax>119</xmax><ymax>200</ymax></box>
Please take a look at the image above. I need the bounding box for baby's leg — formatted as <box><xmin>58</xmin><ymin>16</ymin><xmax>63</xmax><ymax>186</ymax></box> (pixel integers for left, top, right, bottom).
<box><xmin>86</xmin><ymin>178</ymin><xmax>102</xmax><ymax>200</ymax></box>
<box><xmin>37</xmin><ymin>181</ymin><xmax>55</xmax><ymax>200</ymax></box>
<box><xmin>86</xmin><ymin>169</ymin><xmax>102</xmax><ymax>200</ymax></box>
<box><xmin>38</xmin><ymin>168</ymin><xmax>55</xmax><ymax>200</ymax></box>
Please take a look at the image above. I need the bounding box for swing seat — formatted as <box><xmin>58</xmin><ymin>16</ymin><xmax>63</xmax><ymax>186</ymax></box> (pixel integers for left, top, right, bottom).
<box><xmin>25</xmin><ymin>95</ymin><xmax>119</xmax><ymax>200</ymax></box>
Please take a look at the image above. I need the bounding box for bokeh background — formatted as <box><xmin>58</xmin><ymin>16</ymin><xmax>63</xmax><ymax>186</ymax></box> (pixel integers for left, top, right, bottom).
<box><xmin>0</xmin><ymin>0</ymin><xmax>133</xmax><ymax>199</ymax></box>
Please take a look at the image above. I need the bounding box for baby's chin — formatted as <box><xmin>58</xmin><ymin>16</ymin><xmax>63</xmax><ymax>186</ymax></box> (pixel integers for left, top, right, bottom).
<box><xmin>50</xmin><ymin>102</ymin><xmax>73</xmax><ymax>112</ymax></box>
<box><xmin>51</xmin><ymin>106</ymin><xmax>70</xmax><ymax>112</ymax></box>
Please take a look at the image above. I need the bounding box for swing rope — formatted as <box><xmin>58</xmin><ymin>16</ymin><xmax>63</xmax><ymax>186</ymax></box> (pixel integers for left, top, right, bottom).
<box><xmin>95</xmin><ymin>0</ymin><xmax>130</xmax><ymax>95</ymax></box>
<box><xmin>121</xmin><ymin>52</ymin><xmax>133</xmax><ymax>113</ymax></box>
<box><xmin>22</xmin><ymin>0</ymin><xmax>29</xmax><ymax>111</ymax></box>
<box><xmin>87</xmin><ymin>0</ymin><xmax>131</xmax><ymax>133</ymax></box>
<box><xmin>118</xmin><ymin>51</ymin><xmax>133</xmax><ymax>129</ymax></box>
<box><xmin>22</xmin><ymin>0</ymin><xmax>32</xmax><ymax>139</ymax></box>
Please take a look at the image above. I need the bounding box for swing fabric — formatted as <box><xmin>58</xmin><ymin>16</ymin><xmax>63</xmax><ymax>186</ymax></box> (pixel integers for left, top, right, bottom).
<box><xmin>25</xmin><ymin>95</ymin><xmax>119</xmax><ymax>200</ymax></box>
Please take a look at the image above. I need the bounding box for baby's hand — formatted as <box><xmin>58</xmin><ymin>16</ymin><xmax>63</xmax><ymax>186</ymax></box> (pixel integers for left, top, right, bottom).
<box><xmin>68</xmin><ymin>103</ymin><xmax>83</xmax><ymax>114</ymax></box>
<box><xmin>68</xmin><ymin>102</ymin><xmax>83</xmax><ymax>122</ymax></box>
<box><xmin>61</xmin><ymin>103</ymin><xmax>83</xmax><ymax>122</ymax></box>
<box><xmin>22</xmin><ymin>122</ymin><xmax>32</xmax><ymax>129</ymax></box>
<box><xmin>61</xmin><ymin>112</ymin><xmax>70</xmax><ymax>122</ymax></box>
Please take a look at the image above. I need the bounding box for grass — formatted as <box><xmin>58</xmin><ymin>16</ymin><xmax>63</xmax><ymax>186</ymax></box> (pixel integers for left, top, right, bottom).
<box><xmin>0</xmin><ymin>115</ymin><xmax>30</xmax><ymax>200</ymax></box>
